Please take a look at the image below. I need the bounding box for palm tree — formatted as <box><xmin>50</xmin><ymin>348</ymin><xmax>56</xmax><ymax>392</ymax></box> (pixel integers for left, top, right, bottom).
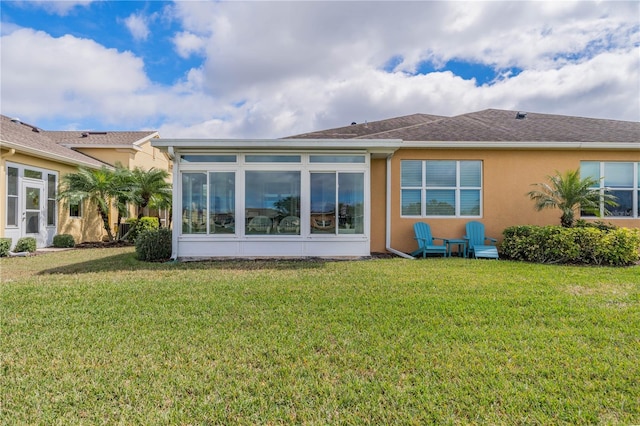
<box><xmin>120</xmin><ymin>167</ymin><xmax>172</xmax><ymax>240</ymax></box>
<box><xmin>527</xmin><ymin>169</ymin><xmax>617</xmax><ymax>227</ymax></box>
<box><xmin>112</xmin><ymin>165</ymin><xmax>134</xmax><ymax>239</ymax></box>
<box><xmin>58</xmin><ymin>166</ymin><xmax>118</xmax><ymax>241</ymax></box>
<box><xmin>148</xmin><ymin>192</ymin><xmax>173</xmax><ymax>229</ymax></box>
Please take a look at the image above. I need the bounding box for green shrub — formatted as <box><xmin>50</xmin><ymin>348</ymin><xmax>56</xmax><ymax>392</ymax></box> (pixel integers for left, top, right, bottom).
<box><xmin>125</xmin><ymin>216</ymin><xmax>159</xmax><ymax>242</ymax></box>
<box><xmin>0</xmin><ymin>238</ymin><xmax>11</xmax><ymax>257</ymax></box>
<box><xmin>135</xmin><ymin>228</ymin><xmax>172</xmax><ymax>262</ymax></box>
<box><xmin>502</xmin><ymin>225</ymin><xmax>640</xmax><ymax>266</ymax></box>
<box><xmin>14</xmin><ymin>237</ymin><xmax>37</xmax><ymax>253</ymax></box>
<box><xmin>52</xmin><ymin>234</ymin><xmax>76</xmax><ymax>248</ymax></box>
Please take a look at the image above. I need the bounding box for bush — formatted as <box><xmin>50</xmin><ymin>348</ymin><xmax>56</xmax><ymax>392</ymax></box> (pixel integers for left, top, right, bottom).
<box><xmin>135</xmin><ymin>228</ymin><xmax>172</xmax><ymax>262</ymax></box>
<box><xmin>14</xmin><ymin>237</ymin><xmax>37</xmax><ymax>253</ymax></box>
<box><xmin>0</xmin><ymin>238</ymin><xmax>11</xmax><ymax>257</ymax></box>
<box><xmin>53</xmin><ymin>234</ymin><xmax>76</xmax><ymax>248</ymax></box>
<box><xmin>125</xmin><ymin>216</ymin><xmax>159</xmax><ymax>242</ymax></box>
<box><xmin>502</xmin><ymin>225</ymin><xmax>640</xmax><ymax>266</ymax></box>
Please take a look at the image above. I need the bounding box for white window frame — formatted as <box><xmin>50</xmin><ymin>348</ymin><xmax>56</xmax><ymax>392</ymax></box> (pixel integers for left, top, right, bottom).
<box><xmin>400</xmin><ymin>160</ymin><xmax>482</xmax><ymax>218</ymax></box>
<box><xmin>5</xmin><ymin>162</ymin><xmax>59</xmax><ymax>226</ymax></box>
<box><xmin>177</xmin><ymin>152</ymin><xmax>369</xmax><ymax>239</ymax></box>
<box><xmin>581</xmin><ymin>161</ymin><xmax>639</xmax><ymax>219</ymax></box>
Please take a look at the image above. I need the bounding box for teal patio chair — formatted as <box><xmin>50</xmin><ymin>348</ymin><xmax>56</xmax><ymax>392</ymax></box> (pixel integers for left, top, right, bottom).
<box><xmin>411</xmin><ymin>222</ymin><xmax>447</xmax><ymax>258</ymax></box>
<box><xmin>464</xmin><ymin>221</ymin><xmax>499</xmax><ymax>259</ymax></box>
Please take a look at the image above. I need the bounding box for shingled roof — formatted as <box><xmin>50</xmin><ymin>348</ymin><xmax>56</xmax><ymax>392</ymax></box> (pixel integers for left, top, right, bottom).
<box><xmin>0</xmin><ymin>115</ymin><xmax>106</xmax><ymax>168</ymax></box>
<box><xmin>288</xmin><ymin>109</ymin><xmax>640</xmax><ymax>143</ymax></box>
<box><xmin>1</xmin><ymin>114</ymin><xmax>160</xmax><ymax>168</ymax></box>
<box><xmin>289</xmin><ymin>113</ymin><xmax>446</xmax><ymax>139</ymax></box>
<box><xmin>46</xmin><ymin>130</ymin><xmax>159</xmax><ymax>148</ymax></box>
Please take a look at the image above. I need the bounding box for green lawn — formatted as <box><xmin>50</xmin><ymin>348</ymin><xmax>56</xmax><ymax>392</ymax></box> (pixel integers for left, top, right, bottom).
<box><xmin>1</xmin><ymin>248</ymin><xmax>639</xmax><ymax>425</ymax></box>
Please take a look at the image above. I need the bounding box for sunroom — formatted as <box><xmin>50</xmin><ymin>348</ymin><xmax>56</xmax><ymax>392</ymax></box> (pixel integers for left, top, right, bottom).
<box><xmin>152</xmin><ymin>139</ymin><xmax>400</xmax><ymax>259</ymax></box>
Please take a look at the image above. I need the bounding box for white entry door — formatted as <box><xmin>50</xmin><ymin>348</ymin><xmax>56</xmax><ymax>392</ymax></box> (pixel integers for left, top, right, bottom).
<box><xmin>21</xmin><ymin>180</ymin><xmax>47</xmax><ymax>247</ymax></box>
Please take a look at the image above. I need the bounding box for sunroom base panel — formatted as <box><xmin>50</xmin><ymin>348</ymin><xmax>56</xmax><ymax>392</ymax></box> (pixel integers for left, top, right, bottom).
<box><xmin>176</xmin><ymin>238</ymin><xmax>370</xmax><ymax>259</ymax></box>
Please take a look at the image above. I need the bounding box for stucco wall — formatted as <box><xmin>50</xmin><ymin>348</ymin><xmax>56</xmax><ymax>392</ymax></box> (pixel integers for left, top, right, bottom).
<box><xmin>371</xmin><ymin>148</ymin><xmax>640</xmax><ymax>254</ymax></box>
<box><xmin>0</xmin><ymin>150</ymin><xmax>104</xmax><ymax>244</ymax></box>
<box><xmin>73</xmin><ymin>140</ymin><xmax>172</xmax><ymax>229</ymax></box>
<box><xmin>73</xmin><ymin>140</ymin><xmax>170</xmax><ymax>171</ymax></box>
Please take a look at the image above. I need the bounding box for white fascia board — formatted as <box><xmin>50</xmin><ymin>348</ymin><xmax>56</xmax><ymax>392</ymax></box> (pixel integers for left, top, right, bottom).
<box><xmin>0</xmin><ymin>140</ymin><xmax>107</xmax><ymax>169</ymax></box>
<box><xmin>152</xmin><ymin>138</ymin><xmax>403</xmax><ymax>152</ymax></box>
<box><xmin>401</xmin><ymin>141</ymin><xmax>640</xmax><ymax>150</ymax></box>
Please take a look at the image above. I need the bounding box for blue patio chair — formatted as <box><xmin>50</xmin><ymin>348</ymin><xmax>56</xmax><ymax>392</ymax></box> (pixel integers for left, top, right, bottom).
<box><xmin>411</xmin><ymin>222</ymin><xmax>447</xmax><ymax>258</ymax></box>
<box><xmin>464</xmin><ymin>221</ymin><xmax>499</xmax><ymax>259</ymax></box>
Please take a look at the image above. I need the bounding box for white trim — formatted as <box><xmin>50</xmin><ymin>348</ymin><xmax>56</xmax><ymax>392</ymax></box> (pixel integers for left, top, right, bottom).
<box><xmin>401</xmin><ymin>141</ymin><xmax>640</xmax><ymax>150</ymax></box>
<box><xmin>153</xmin><ymin>138</ymin><xmax>639</xmax><ymax>153</ymax></box>
<box><xmin>172</xmin><ymin>151</ymin><xmax>371</xmax><ymax>258</ymax></box>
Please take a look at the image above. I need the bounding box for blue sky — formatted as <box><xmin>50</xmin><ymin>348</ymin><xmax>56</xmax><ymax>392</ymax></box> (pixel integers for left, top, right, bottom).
<box><xmin>1</xmin><ymin>1</ymin><xmax>639</xmax><ymax>138</ymax></box>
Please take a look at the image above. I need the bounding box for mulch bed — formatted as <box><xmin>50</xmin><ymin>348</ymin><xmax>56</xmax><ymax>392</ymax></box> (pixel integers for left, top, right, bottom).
<box><xmin>75</xmin><ymin>241</ymin><xmax>134</xmax><ymax>249</ymax></box>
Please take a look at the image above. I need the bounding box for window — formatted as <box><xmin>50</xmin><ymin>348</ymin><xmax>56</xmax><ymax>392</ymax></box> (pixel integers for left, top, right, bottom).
<box><xmin>209</xmin><ymin>172</ymin><xmax>235</xmax><ymax>234</ymax></box>
<box><xmin>310</xmin><ymin>155</ymin><xmax>365</xmax><ymax>163</ymax></box>
<box><xmin>7</xmin><ymin>167</ymin><xmax>18</xmax><ymax>226</ymax></box>
<box><xmin>180</xmin><ymin>155</ymin><xmax>236</xmax><ymax>163</ymax></box>
<box><xmin>581</xmin><ymin>161</ymin><xmax>639</xmax><ymax>218</ymax></box>
<box><xmin>24</xmin><ymin>169</ymin><xmax>42</xmax><ymax>179</ymax></box>
<box><xmin>245</xmin><ymin>155</ymin><xmax>300</xmax><ymax>163</ymax></box>
<box><xmin>182</xmin><ymin>173</ymin><xmax>207</xmax><ymax>234</ymax></box>
<box><xmin>69</xmin><ymin>202</ymin><xmax>82</xmax><ymax>218</ymax></box>
<box><xmin>245</xmin><ymin>171</ymin><xmax>300</xmax><ymax>235</ymax></box>
<box><xmin>47</xmin><ymin>174</ymin><xmax>57</xmax><ymax>226</ymax></box>
<box><xmin>310</xmin><ymin>172</ymin><xmax>364</xmax><ymax>234</ymax></box>
<box><xmin>401</xmin><ymin>160</ymin><xmax>482</xmax><ymax>217</ymax></box>
<box><xmin>178</xmin><ymin>153</ymin><xmax>368</xmax><ymax>239</ymax></box>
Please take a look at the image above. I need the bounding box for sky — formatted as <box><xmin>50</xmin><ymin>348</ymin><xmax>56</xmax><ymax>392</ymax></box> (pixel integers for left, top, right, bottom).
<box><xmin>1</xmin><ymin>1</ymin><xmax>639</xmax><ymax>139</ymax></box>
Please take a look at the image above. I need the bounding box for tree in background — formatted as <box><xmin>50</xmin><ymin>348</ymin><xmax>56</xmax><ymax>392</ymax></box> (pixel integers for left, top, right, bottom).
<box><xmin>120</xmin><ymin>167</ymin><xmax>172</xmax><ymax>240</ymax></box>
<box><xmin>58</xmin><ymin>166</ymin><xmax>119</xmax><ymax>241</ymax></box>
<box><xmin>527</xmin><ymin>169</ymin><xmax>617</xmax><ymax>227</ymax></box>
<box><xmin>58</xmin><ymin>165</ymin><xmax>172</xmax><ymax>242</ymax></box>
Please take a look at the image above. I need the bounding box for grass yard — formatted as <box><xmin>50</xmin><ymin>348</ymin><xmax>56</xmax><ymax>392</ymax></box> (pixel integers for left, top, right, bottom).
<box><xmin>1</xmin><ymin>247</ymin><xmax>639</xmax><ymax>425</ymax></box>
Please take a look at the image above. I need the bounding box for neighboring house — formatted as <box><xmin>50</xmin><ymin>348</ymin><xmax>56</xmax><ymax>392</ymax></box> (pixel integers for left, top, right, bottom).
<box><xmin>152</xmin><ymin>109</ymin><xmax>639</xmax><ymax>259</ymax></box>
<box><xmin>0</xmin><ymin>115</ymin><xmax>169</xmax><ymax>248</ymax></box>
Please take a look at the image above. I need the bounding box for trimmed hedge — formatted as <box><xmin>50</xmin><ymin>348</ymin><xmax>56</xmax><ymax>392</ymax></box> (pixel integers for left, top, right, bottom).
<box><xmin>135</xmin><ymin>228</ymin><xmax>172</xmax><ymax>262</ymax></box>
<box><xmin>53</xmin><ymin>234</ymin><xmax>76</xmax><ymax>248</ymax></box>
<box><xmin>501</xmin><ymin>225</ymin><xmax>640</xmax><ymax>266</ymax></box>
<box><xmin>14</xmin><ymin>237</ymin><xmax>37</xmax><ymax>253</ymax></box>
<box><xmin>125</xmin><ymin>216</ymin><xmax>160</xmax><ymax>242</ymax></box>
<box><xmin>0</xmin><ymin>238</ymin><xmax>11</xmax><ymax>257</ymax></box>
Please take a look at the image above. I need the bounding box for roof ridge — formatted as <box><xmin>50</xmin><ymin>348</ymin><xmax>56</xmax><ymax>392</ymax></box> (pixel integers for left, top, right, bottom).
<box><xmin>354</xmin><ymin>116</ymin><xmax>448</xmax><ymax>139</ymax></box>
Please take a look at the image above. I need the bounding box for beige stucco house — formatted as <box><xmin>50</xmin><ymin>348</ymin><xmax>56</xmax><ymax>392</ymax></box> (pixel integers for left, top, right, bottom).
<box><xmin>0</xmin><ymin>115</ymin><xmax>170</xmax><ymax>248</ymax></box>
<box><xmin>152</xmin><ymin>109</ymin><xmax>639</xmax><ymax>259</ymax></box>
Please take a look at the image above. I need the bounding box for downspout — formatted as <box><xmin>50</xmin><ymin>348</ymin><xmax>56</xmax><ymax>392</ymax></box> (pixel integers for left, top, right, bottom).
<box><xmin>385</xmin><ymin>154</ymin><xmax>415</xmax><ymax>259</ymax></box>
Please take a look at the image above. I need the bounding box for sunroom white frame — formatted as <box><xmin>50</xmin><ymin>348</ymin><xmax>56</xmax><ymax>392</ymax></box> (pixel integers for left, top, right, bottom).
<box><xmin>154</xmin><ymin>139</ymin><xmax>402</xmax><ymax>259</ymax></box>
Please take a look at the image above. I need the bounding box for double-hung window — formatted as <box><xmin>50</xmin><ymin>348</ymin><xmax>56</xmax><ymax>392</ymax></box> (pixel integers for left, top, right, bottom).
<box><xmin>401</xmin><ymin>160</ymin><xmax>482</xmax><ymax>217</ymax></box>
<box><xmin>581</xmin><ymin>161</ymin><xmax>639</xmax><ymax>218</ymax></box>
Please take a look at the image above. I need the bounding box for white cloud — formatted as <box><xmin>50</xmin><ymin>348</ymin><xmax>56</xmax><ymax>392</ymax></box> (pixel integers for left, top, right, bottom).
<box><xmin>0</xmin><ymin>29</ymin><xmax>151</xmax><ymax>125</ymax></box>
<box><xmin>17</xmin><ymin>0</ymin><xmax>96</xmax><ymax>16</ymax></box>
<box><xmin>172</xmin><ymin>31</ymin><xmax>206</xmax><ymax>59</ymax></box>
<box><xmin>123</xmin><ymin>12</ymin><xmax>150</xmax><ymax>42</ymax></box>
<box><xmin>1</xmin><ymin>1</ymin><xmax>638</xmax><ymax>138</ymax></box>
